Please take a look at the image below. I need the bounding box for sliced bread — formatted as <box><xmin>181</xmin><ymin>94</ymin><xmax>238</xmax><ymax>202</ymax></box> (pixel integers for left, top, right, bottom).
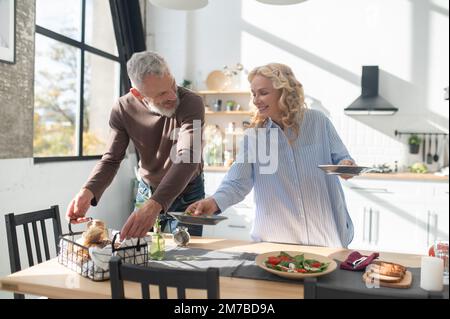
<box><xmin>370</xmin><ymin>260</ymin><xmax>406</xmax><ymax>276</ymax></box>
<box><xmin>365</xmin><ymin>271</ymin><xmax>404</xmax><ymax>283</ymax></box>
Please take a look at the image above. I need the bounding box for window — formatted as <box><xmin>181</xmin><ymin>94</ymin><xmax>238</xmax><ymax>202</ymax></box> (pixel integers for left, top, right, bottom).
<box><xmin>34</xmin><ymin>0</ymin><xmax>121</xmax><ymax>160</ymax></box>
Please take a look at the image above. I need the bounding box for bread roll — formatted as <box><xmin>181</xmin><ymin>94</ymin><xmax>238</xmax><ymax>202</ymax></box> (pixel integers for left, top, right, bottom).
<box><xmin>82</xmin><ymin>219</ymin><xmax>109</xmax><ymax>247</ymax></box>
<box><xmin>87</xmin><ymin>219</ymin><xmax>106</xmax><ymax>230</ymax></box>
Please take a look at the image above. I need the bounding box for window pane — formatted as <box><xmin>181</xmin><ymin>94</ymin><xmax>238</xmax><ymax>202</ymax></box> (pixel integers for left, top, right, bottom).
<box><xmin>36</xmin><ymin>0</ymin><xmax>82</xmax><ymax>41</ymax></box>
<box><xmin>85</xmin><ymin>0</ymin><xmax>118</xmax><ymax>56</ymax></box>
<box><xmin>83</xmin><ymin>52</ymin><xmax>120</xmax><ymax>156</ymax></box>
<box><xmin>34</xmin><ymin>34</ymin><xmax>80</xmax><ymax>157</ymax></box>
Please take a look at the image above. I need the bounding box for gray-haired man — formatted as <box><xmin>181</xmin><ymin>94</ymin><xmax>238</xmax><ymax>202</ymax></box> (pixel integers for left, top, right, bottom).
<box><xmin>66</xmin><ymin>51</ymin><xmax>205</xmax><ymax>239</ymax></box>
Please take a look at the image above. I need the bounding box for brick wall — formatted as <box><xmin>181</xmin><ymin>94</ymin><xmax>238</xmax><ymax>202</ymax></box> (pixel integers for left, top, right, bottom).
<box><xmin>0</xmin><ymin>0</ymin><xmax>35</xmax><ymax>159</ymax></box>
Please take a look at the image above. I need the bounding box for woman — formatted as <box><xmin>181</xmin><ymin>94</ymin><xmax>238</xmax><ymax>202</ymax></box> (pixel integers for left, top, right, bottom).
<box><xmin>187</xmin><ymin>63</ymin><xmax>356</xmax><ymax>247</ymax></box>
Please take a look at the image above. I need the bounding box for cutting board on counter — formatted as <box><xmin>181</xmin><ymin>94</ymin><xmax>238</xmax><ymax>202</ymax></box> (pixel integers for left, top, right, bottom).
<box><xmin>362</xmin><ymin>271</ymin><xmax>412</xmax><ymax>289</ymax></box>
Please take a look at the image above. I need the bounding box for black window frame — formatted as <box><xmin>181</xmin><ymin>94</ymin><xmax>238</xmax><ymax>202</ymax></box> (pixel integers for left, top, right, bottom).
<box><xmin>34</xmin><ymin>0</ymin><xmax>123</xmax><ymax>163</ymax></box>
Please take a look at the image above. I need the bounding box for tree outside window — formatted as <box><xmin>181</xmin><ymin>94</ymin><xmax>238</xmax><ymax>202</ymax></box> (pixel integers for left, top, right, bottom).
<box><xmin>34</xmin><ymin>0</ymin><xmax>120</xmax><ymax>159</ymax></box>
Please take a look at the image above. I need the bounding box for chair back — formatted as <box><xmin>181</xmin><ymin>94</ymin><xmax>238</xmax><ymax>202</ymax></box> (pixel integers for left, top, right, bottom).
<box><xmin>304</xmin><ymin>277</ymin><xmax>385</xmax><ymax>299</ymax></box>
<box><xmin>4</xmin><ymin>205</ymin><xmax>62</xmax><ymax>299</ymax></box>
<box><xmin>109</xmin><ymin>256</ymin><xmax>220</xmax><ymax>299</ymax></box>
<box><xmin>304</xmin><ymin>277</ymin><xmax>448</xmax><ymax>299</ymax></box>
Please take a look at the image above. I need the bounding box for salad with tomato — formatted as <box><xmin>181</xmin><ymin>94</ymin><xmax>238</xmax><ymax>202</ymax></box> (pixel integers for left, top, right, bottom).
<box><xmin>264</xmin><ymin>251</ymin><xmax>330</xmax><ymax>273</ymax></box>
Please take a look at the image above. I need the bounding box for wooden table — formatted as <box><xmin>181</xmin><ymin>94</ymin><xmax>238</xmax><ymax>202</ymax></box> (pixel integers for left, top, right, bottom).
<box><xmin>0</xmin><ymin>236</ymin><xmax>424</xmax><ymax>299</ymax></box>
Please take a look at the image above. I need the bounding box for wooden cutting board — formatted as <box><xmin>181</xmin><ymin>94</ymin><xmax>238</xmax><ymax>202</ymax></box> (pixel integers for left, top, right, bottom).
<box><xmin>362</xmin><ymin>271</ymin><xmax>412</xmax><ymax>289</ymax></box>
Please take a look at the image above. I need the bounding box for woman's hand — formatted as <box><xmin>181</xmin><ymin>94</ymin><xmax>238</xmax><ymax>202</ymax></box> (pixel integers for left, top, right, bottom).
<box><xmin>338</xmin><ymin>159</ymin><xmax>356</xmax><ymax>180</ymax></box>
<box><xmin>186</xmin><ymin>197</ymin><xmax>219</xmax><ymax>216</ymax></box>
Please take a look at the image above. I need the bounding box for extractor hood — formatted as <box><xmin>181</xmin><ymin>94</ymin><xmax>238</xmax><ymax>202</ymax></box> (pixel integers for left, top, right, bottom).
<box><xmin>344</xmin><ymin>66</ymin><xmax>398</xmax><ymax>115</ymax></box>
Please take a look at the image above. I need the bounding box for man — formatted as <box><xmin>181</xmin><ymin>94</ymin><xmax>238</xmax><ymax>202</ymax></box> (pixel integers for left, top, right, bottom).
<box><xmin>66</xmin><ymin>51</ymin><xmax>205</xmax><ymax>240</ymax></box>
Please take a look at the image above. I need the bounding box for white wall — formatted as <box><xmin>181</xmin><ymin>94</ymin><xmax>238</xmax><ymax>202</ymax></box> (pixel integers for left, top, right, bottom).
<box><xmin>0</xmin><ymin>155</ymin><xmax>137</xmax><ymax>298</ymax></box>
<box><xmin>147</xmin><ymin>0</ymin><xmax>449</xmax><ymax>171</ymax></box>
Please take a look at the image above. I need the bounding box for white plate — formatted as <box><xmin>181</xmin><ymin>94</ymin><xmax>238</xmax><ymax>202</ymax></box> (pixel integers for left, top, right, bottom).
<box><xmin>206</xmin><ymin>70</ymin><xmax>229</xmax><ymax>91</ymax></box>
<box><xmin>318</xmin><ymin>165</ymin><xmax>372</xmax><ymax>176</ymax></box>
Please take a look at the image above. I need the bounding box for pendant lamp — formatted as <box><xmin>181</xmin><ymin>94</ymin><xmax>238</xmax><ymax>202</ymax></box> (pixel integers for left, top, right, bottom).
<box><xmin>149</xmin><ymin>0</ymin><xmax>208</xmax><ymax>10</ymax></box>
<box><xmin>256</xmin><ymin>0</ymin><xmax>307</xmax><ymax>5</ymax></box>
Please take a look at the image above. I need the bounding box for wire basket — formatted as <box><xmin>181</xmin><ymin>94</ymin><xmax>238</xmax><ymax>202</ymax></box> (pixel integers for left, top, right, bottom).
<box><xmin>58</xmin><ymin>222</ymin><xmax>149</xmax><ymax>281</ymax></box>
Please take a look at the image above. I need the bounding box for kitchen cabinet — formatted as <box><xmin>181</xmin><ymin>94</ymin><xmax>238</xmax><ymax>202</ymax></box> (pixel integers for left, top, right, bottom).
<box><xmin>204</xmin><ymin>171</ymin><xmax>448</xmax><ymax>250</ymax></box>
<box><xmin>202</xmin><ymin>171</ymin><xmax>255</xmax><ymax>240</ymax></box>
<box><xmin>420</xmin><ymin>183</ymin><xmax>449</xmax><ymax>251</ymax></box>
<box><xmin>343</xmin><ymin>178</ymin><xmax>449</xmax><ymax>255</ymax></box>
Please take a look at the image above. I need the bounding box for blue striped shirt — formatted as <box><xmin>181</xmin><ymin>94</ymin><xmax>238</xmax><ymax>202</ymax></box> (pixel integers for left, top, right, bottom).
<box><xmin>212</xmin><ymin>109</ymin><xmax>354</xmax><ymax>248</ymax></box>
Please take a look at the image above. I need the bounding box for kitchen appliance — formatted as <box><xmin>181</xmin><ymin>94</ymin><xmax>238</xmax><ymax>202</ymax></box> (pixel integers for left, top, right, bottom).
<box><xmin>344</xmin><ymin>66</ymin><xmax>398</xmax><ymax>115</ymax></box>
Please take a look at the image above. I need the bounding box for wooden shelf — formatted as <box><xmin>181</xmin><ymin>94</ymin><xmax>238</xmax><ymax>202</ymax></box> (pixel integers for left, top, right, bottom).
<box><xmin>197</xmin><ymin>90</ymin><xmax>250</xmax><ymax>95</ymax></box>
<box><xmin>205</xmin><ymin>111</ymin><xmax>253</xmax><ymax>115</ymax></box>
<box><xmin>204</xmin><ymin>166</ymin><xmax>230</xmax><ymax>172</ymax></box>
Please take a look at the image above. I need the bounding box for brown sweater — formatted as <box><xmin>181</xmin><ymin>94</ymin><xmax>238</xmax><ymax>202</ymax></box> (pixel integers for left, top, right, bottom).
<box><xmin>84</xmin><ymin>86</ymin><xmax>205</xmax><ymax>212</ymax></box>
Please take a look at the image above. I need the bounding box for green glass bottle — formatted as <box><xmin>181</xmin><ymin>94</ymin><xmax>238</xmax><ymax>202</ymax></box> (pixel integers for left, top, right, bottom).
<box><xmin>149</xmin><ymin>217</ymin><xmax>165</xmax><ymax>260</ymax></box>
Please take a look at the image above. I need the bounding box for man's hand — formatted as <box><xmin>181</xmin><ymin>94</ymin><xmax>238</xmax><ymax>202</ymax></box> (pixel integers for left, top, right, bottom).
<box><xmin>186</xmin><ymin>197</ymin><xmax>219</xmax><ymax>216</ymax></box>
<box><xmin>338</xmin><ymin>159</ymin><xmax>356</xmax><ymax>180</ymax></box>
<box><xmin>120</xmin><ymin>199</ymin><xmax>162</xmax><ymax>241</ymax></box>
<box><xmin>66</xmin><ymin>188</ymin><xmax>94</xmax><ymax>224</ymax></box>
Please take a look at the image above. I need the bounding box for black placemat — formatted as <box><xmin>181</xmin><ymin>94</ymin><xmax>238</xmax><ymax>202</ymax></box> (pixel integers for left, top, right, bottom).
<box><xmin>147</xmin><ymin>247</ymin><xmax>250</xmax><ymax>277</ymax></box>
<box><xmin>314</xmin><ymin>261</ymin><xmax>448</xmax><ymax>299</ymax></box>
<box><xmin>147</xmin><ymin>248</ymin><xmax>449</xmax><ymax>299</ymax></box>
<box><xmin>148</xmin><ymin>248</ymin><xmax>294</xmax><ymax>282</ymax></box>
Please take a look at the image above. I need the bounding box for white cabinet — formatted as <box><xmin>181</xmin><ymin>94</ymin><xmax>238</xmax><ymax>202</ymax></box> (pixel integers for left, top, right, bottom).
<box><xmin>202</xmin><ymin>171</ymin><xmax>255</xmax><ymax>240</ymax></box>
<box><xmin>343</xmin><ymin>178</ymin><xmax>448</xmax><ymax>255</ymax></box>
<box><xmin>345</xmin><ymin>186</ymin><xmax>423</xmax><ymax>254</ymax></box>
<box><xmin>205</xmin><ymin>206</ymin><xmax>254</xmax><ymax>241</ymax></box>
<box><xmin>420</xmin><ymin>183</ymin><xmax>449</xmax><ymax>251</ymax></box>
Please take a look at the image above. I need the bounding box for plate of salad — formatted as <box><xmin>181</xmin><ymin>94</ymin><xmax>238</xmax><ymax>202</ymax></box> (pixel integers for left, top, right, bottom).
<box><xmin>255</xmin><ymin>251</ymin><xmax>337</xmax><ymax>279</ymax></box>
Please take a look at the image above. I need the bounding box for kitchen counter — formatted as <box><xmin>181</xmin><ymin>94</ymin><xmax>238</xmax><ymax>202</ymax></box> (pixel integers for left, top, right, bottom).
<box><xmin>205</xmin><ymin>167</ymin><xmax>449</xmax><ymax>182</ymax></box>
<box><xmin>0</xmin><ymin>236</ymin><xmax>427</xmax><ymax>299</ymax></box>
<box><xmin>355</xmin><ymin>172</ymin><xmax>448</xmax><ymax>182</ymax></box>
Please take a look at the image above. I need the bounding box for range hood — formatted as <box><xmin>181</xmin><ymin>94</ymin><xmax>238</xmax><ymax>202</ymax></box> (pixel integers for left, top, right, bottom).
<box><xmin>344</xmin><ymin>66</ymin><xmax>398</xmax><ymax>115</ymax></box>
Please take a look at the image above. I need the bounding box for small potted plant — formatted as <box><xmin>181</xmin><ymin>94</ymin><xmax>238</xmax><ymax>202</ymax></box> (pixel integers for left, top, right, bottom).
<box><xmin>408</xmin><ymin>134</ymin><xmax>421</xmax><ymax>154</ymax></box>
<box><xmin>182</xmin><ymin>79</ymin><xmax>193</xmax><ymax>90</ymax></box>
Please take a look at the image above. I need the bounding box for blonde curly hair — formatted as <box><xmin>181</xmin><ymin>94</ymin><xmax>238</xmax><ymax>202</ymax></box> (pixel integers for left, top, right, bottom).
<box><xmin>248</xmin><ymin>63</ymin><xmax>307</xmax><ymax>142</ymax></box>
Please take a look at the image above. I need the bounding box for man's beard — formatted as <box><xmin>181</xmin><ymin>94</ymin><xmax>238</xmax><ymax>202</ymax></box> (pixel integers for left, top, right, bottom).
<box><xmin>145</xmin><ymin>97</ymin><xmax>180</xmax><ymax>118</ymax></box>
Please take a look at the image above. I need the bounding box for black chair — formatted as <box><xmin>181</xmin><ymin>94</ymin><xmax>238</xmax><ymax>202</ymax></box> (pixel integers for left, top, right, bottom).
<box><xmin>303</xmin><ymin>277</ymin><xmax>388</xmax><ymax>299</ymax></box>
<box><xmin>4</xmin><ymin>205</ymin><xmax>62</xmax><ymax>299</ymax></box>
<box><xmin>109</xmin><ymin>256</ymin><xmax>220</xmax><ymax>299</ymax></box>
<box><xmin>304</xmin><ymin>277</ymin><xmax>449</xmax><ymax>299</ymax></box>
